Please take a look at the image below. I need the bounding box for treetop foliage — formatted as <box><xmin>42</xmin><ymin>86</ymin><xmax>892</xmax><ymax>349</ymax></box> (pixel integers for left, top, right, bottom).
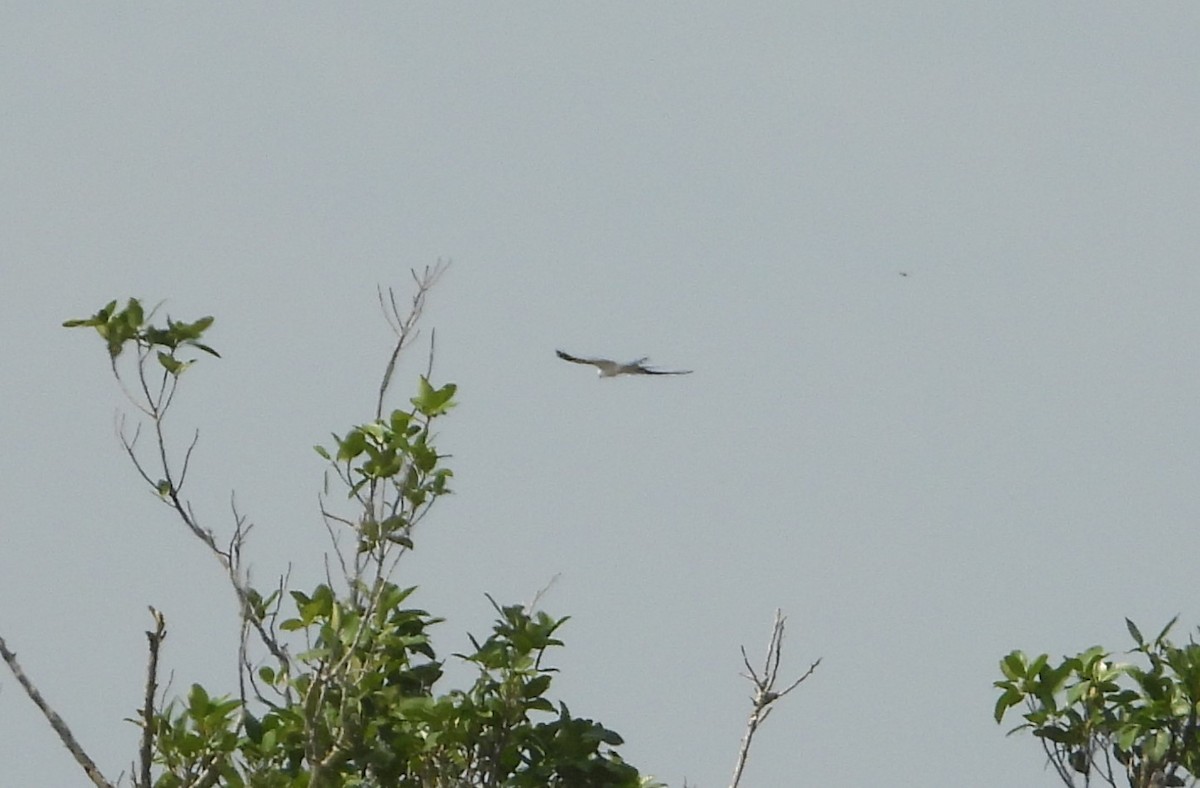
<box><xmin>50</xmin><ymin>273</ymin><xmax>663</xmax><ymax>788</ymax></box>
<box><xmin>996</xmin><ymin>616</ymin><xmax>1200</xmax><ymax>788</ymax></box>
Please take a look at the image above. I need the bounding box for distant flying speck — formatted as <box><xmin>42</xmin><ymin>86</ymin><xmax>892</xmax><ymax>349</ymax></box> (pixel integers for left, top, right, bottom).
<box><xmin>899</xmin><ymin>271</ymin><xmax>909</xmax><ymax>277</ymax></box>
<box><xmin>555</xmin><ymin>350</ymin><xmax>693</xmax><ymax>377</ymax></box>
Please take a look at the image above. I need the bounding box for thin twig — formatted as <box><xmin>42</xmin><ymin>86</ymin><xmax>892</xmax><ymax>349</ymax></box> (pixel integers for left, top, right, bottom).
<box><xmin>526</xmin><ymin>574</ymin><xmax>561</xmax><ymax>615</ymax></box>
<box><xmin>0</xmin><ymin>635</ymin><xmax>117</xmax><ymax>788</ymax></box>
<box><xmin>425</xmin><ymin>327</ymin><xmax>437</xmax><ymax>381</ymax></box>
<box><xmin>177</xmin><ymin>429</ymin><xmax>201</xmax><ymax>491</ymax></box>
<box><xmin>110</xmin><ymin>348</ymin><xmax>154</xmax><ymax>418</ymax></box>
<box><xmin>320</xmin><ymin>499</ymin><xmax>353</xmax><ymax>589</ymax></box>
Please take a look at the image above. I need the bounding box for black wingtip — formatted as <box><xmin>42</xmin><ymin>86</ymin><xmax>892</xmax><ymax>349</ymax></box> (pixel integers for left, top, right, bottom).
<box><xmin>556</xmin><ymin>349</ymin><xmax>583</xmax><ymax>364</ymax></box>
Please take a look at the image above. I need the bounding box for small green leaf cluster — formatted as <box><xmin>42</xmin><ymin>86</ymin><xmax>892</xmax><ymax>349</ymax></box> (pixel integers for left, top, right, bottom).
<box><xmin>410</xmin><ymin>377</ymin><xmax>457</xmax><ymax>418</ymax></box>
<box><xmin>995</xmin><ymin>617</ymin><xmax>1200</xmax><ymax>787</ymax></box>
<box><xmin>318</xmin><ymin>397</ymin><xmax>453</xmax><ymax>504</ymax></box>
<box><xmin>314</xmin><ymin>382</ymin><xmax>455</xmax><ymax>556</ymax></box>
<box><xmin>151</xmin><ymin>684</ymin><xmax>244</xmax><ymax>787</ymax></box>
<box><xmin>64</xmin><ymin>298</ymin><xmax>219</xmax><ymax>375</ymax></box>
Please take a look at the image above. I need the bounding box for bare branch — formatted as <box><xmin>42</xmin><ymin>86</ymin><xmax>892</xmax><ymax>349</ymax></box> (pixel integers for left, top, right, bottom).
<box><xmin>526</xmin><ymin>574</ymin><xmax>562</xmax><ymax>615</ymax></box>
<box><xmin>375</xmin><ymin>259</ymin><xmax>450</xmax><ymax>420</ymax></box>
<box><xmin>116</xmin><ymin>417</ymin><xmax>158</xmax><ymax>491</ymax></box>
<box><xmin>139</xmin><ymin>608</ymin><xmax>167</xmax><ymax>788</ymax></box>
<box><xmin>122</xmin><ymin>372</ymin><xmax>293</xmax><ymax>675</ymax></box>
<box><xmin>177</xmin><ymin>429</ymin><xmax>201</xmax><ymax>491</ymax></box>
<box><xmin>729</xmin><ymin>609</ymin><xmax>821</xmax><ymax>788</ymax></box>
<box><xmin>0</xmin><ymin>635</ymin><xmax>117</xmax><ymax>788</ymax></box>
<box><xmin>425</xmin><ymin>326</ymin><xmax>437</xmax><ymax>381</ymax></box>
<box><xmin>110</xmin><ymin>353</ymin><xmax>155</xmax><ymax>418</ymax></box>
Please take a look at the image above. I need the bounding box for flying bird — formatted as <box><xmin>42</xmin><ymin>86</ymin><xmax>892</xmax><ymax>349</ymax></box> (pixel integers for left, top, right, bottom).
<box><xmin>556</xmin><ymin>349</ymin><xmax>692</xmax><ymax>377</ymax></box>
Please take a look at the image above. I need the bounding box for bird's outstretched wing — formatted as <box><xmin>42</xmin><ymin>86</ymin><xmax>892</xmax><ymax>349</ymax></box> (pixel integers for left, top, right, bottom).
<box><xmin>630</xmin><ymin>362</ymin><xmax>692</xmax><ymax>376</ymax></box>
<box><xmin>556</xmin><ymin>349</ymin><xmax>604</xmax><ymax>366</ymax></box>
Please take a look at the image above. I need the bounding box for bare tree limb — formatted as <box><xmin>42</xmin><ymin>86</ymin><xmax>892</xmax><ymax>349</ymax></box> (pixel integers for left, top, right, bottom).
<box><xmin>375</xmin><ymin>260</ymin><xmax>449</xmax><ymax>420</ymax></box>
<box><xmin>116</xmin><ymin>392</ymin><xmax>293</xmax><ymax>674</ymax></box>
<box><xmin>0</xmin><ymin>635</ymin><xmax>117</xmax><ymax>788</ymax></box>
<box><xmin>729</xmin><ymin>609</ymin><xmax>821</xmax><ymax>788</ymax></box>
<box><xmin>139</xmin><ymin>608</ymin><xmax>167</xmax><ymax>788</ymax></box>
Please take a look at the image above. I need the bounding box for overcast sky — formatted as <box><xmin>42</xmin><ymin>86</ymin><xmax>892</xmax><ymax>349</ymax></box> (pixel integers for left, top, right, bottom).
<box><xmin>4</xmin><ymin>4</ymin><xmax>1200</xmax><ymax>786</ymax></box>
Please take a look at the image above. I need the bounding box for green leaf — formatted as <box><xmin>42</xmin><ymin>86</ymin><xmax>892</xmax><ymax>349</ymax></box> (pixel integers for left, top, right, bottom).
<box><xmin>411</xmin><ymin>377</ymin><xmax>457</xmax><ymax>416</ymax></box>
<box><xmin>189</xmin><ymin>316</ymin><xmax>214</xmax><ymax>334</ymax></box>
<box><xmin>390</xmin><ymin>409</ymin><xmax>412</xmax><ymax>433</ymax></box>
<box><xmin>599</xmin><ymin>727</ymin><xmax>624</xmax><ymax>746</ymax></box>
<box><xmin>1035</xmin><ymin>726</ymin><xmax>1074</xmax><ymax>744</ymax></box>
<box><xmin>140</xmin><ymin>327</ymin><xmax>170</xmax><ymax>349</ymax></box>
<box><xmin>189</xmin><ymin>341</ymin><xmax>221</xmax><ymax>358</ymax></box>
<box><xmin>313</xmin><ymin>445</ymin><xmax>331</xmax><ymax>460</ymax></box>
<box><xmin>385</xmin><ymin>533</ymin><xmax>414</xmax><ymax>548</ymax></box>
<box><xmin>125</xmin><ymin>298</ymin><xmax>144</xmax><ymax>329</ymax></box>
<box><xmin>338</xmin><ymin>430</ymin><xmax>367</xmax><ymax>461</ymax></box>
<box><xmin>414</xmin><ymin>376</ymin><xmax>434</xmax><ymax>405</ymax></box>
<box><xmin>107</xmin><ymin>329</ymin><xmax>126</xmax><ymax>359</ymax></box>
<box><xmin>187</xmin><ymin>684</ymin><xmax>211</xmax><ymax>715</ymax></box>
<box><xmin>1078</xmin><ymin>646</ymin><xmax>1107</xmax><ymax>671</ymax></box>
<box><xmin>1126</xmin><ymin>618</ymin><xmax>1145</xmax><ymax>646</ymax></box>
<box><xmin>994</xmin><ymin>687</ymin><xmax>1022</xmax><ymax>723</ymax></box>
<box><xmin>523</xmin><ymin>674</ymin><xmax>553</xmax><ymax>700</ymax></box>
<box><xmin>64</xmin><ymin>302</ymin><xmax>112</xmax><ymax>329</ymax></box>
<box><xmin>1146</xmin><ymin>727</ymin><xmax>1171</xmax><ymax>762</ymax></box>
<box><xmin>158</xmin><ymin>352</ymin><xmax>184</xmax><ymax>375</ymax></box>
<box><xmin>1000</xmin><ymin>651</ymin><xmax>1028</xmax><ymax>681</ymax></box>
<box><xmin>412</xmin><ymin>443</ymin><xmax>438</xmax><ymax>473</ymax></box>
<box><xmin>242</xmin><ymin>713</ymin><xmax>263</xmax><ymax>744</ymax></box>
<box><xmin>1117</xmin><ymin>723</ymin><xmax>1140</xmax><ymax>751</ymax></box>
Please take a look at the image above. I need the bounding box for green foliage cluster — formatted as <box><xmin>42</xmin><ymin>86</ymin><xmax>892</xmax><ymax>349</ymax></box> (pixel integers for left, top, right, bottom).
<box><xmin>995</xmin><ymin>617</ymin><xmax>1200</xmax><ymax>788</ymax></box>
<box><xmin>151</xmin><ymin>588</ymin><xmax>641</xmax><ymax>787</ymax></box>
<box><xmin>64</xmin><ymin>298</ymin><xmax>657</xmax><ymax>788</ymax></box>
<box><xmin>64</xmin><ymin>298</ymin><xmax>219</xmax><ymax>373</ymax></box>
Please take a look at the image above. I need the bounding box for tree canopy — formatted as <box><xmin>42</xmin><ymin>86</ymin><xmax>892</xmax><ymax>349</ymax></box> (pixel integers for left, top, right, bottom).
<box><xmin>2</xmin><ymin>269</ymin><xmax>815</xmax><ymax>788</ymax></box>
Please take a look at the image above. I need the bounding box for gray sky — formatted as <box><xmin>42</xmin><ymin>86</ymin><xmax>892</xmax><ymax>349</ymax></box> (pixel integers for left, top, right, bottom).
<box><xmin>3</xmin><ymin>4</ymin><xmax>1200</xmax><ymax>786</ymax></box>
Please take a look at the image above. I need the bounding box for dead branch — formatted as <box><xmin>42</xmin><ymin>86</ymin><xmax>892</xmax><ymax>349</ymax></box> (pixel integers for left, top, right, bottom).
<box><xmin>375</xmin><ymin>260</ymin><xmax>449</xmax><ymax>420</ymax></box>
<box><xmin>138</xmin><ymin>608</ymin><xmax>167</xmax><ymax>788</ymax></box>
<box><xmin>0</xmin><ymin>635</ymin><xmax>116</xmax><ymax>788</ymax></box>
<box><xmin>729</xmin><ymin>609</ymin><xmax>821</xmax><ymax>788</ymax></box>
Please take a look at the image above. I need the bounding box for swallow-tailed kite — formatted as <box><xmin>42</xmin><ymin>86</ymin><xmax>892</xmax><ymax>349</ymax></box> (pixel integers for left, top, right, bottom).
<box><xmin>556</xmin><ymin>349</ymin><xmax>692</xmax><ymax>377</ymax></box>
